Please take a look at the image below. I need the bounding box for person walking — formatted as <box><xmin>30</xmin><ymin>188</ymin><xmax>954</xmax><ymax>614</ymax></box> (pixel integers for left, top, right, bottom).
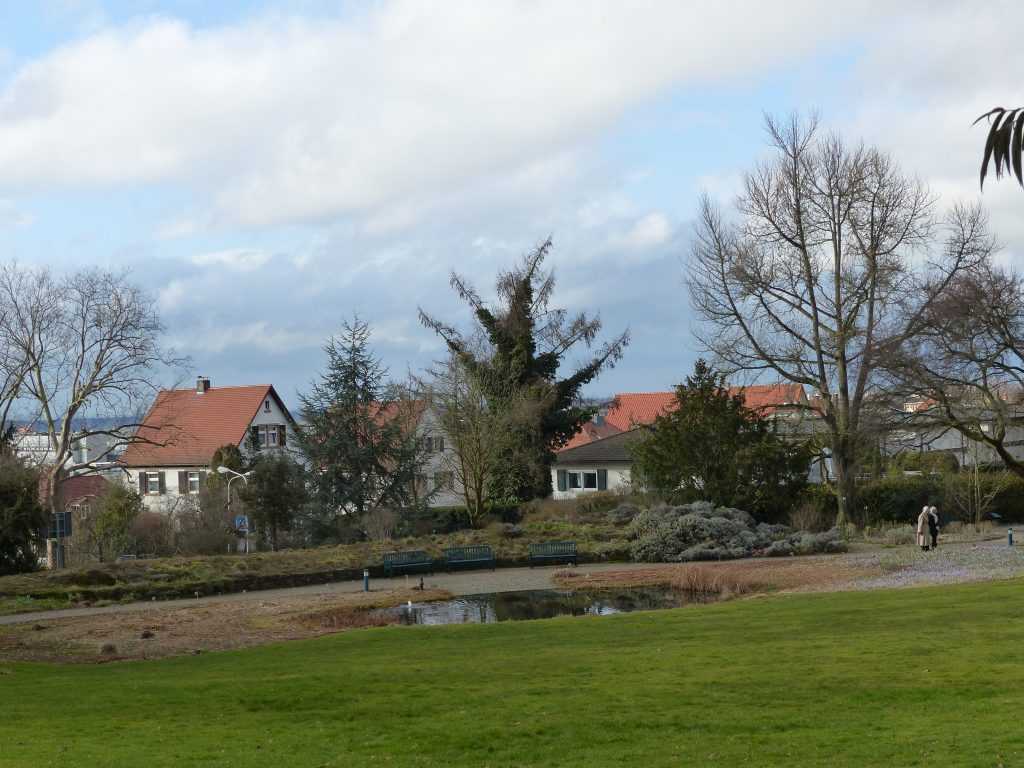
<box><xmin>917</xmin><ymin>505</ymin><xmax>932</xmax><ymax>552</ymax></box>
<box><xmin>928</xmin><ymin>505</ymin><xmax>940</xmax><ymax>550</ymax></box>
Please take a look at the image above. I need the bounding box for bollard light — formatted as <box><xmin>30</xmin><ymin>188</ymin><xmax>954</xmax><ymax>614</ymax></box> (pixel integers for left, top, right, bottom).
<box><xmin>363</xmin><ymin>568</ymin><xmax>370</xmax><ymax>592</ymax></box>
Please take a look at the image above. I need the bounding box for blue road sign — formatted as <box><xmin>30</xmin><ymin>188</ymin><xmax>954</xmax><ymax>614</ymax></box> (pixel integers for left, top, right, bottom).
<box><xmin>234</xmin><ymin>514</ymin><xmax>249</xmax><ymax>533</ymax></box>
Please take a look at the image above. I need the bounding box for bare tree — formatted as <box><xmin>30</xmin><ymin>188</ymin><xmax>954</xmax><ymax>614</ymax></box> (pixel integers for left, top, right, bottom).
<box><xmin>0</xmin><ymin>263</ymin><xmax>187</xmax><ymax>514</ymax></box>
<box><xmin>425</xmin><ymin>354</ymin><xmax>503</xmax><ymax>527</ymax></box>
<box><xmin>881</xmin><ymin>228</ymin><xmax>1024</xmax><ymax>479</ymax></box>
<box><xmin>689</xmin><ymin>114</ymin><xmax>985</xmax><ymax>526</ymax></box>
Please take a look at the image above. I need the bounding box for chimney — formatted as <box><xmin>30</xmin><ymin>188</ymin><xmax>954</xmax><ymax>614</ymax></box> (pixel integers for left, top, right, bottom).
<box><xmin>196</xmin><ymin>376</ymin><xmax>210</xmax><ymax>394</ymax></box>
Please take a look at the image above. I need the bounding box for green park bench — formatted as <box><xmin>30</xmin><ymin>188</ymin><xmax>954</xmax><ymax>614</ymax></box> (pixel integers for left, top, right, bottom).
<box><xmin>444</xmin><ymin>545</ymin><xmax>496</xmax><ymax>572</ymax></box>
<box><xmin>528</xmin><ymin>541</ymin><xmax>578</xmax><ymax>567</ymax></box>
<box><xmin>382</xmin><ymin>550</ymin><xmax>435</xmax><ymax>577</ymax></box>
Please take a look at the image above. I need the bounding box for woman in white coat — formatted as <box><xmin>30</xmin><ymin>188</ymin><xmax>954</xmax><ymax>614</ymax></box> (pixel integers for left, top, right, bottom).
<box><xmin>917</xmin><ymin>505</ymin><xmax>932</xmax><ymax>551</ymax></box>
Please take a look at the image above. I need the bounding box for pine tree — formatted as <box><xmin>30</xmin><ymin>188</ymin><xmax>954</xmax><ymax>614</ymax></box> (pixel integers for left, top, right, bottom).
<box><xmin>420</xmin><ymin>238</ymin><xmax>629</xmax><ymax>501</ymax></box>
<box><xmin>298</xmin><ymin>317</ymin><xmax>426</xmax><ymax>538</ymax></box>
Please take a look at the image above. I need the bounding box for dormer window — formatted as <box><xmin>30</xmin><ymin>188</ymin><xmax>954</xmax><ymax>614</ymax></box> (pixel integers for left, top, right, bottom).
<box><xmin>264</xmin><ymin>399</ymin><xmax>271</xmax><ymax>413</ymax></box>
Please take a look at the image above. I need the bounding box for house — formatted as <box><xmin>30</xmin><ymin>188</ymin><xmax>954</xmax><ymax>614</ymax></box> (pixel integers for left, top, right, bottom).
<box><xmin>553</xmin><ymin>384</ymin><xmax>818</xmax><ymax>498</ymax></box>
<box><xmin>562</xmin><ymin>384</ymin><xmax>812</xmax><ymax>452</ymax></box>
<box><xmin>552</xmin><ymin>429</ymin><xmax>646</xmax><ymax>499</ymax></box>
<box><xmin>119</xmin><ymin>377</ymin><xmax>298</xmax><ymax>512</ymax></box>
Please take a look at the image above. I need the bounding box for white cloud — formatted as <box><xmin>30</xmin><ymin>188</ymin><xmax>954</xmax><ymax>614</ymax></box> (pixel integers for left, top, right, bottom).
<box><xmin>157</xmin><ymin>279</ymin><xmax>187</xmax><ymax>312</ymax></box>
<box><xmin>0</xmin><ymin>1</ymin><xmax>876</xmax><ymax>230</ymax></box>
<box><xmin>183</xmin><ymin>321</ymin><xmax>321</xmax><ymax>354</ymax></box>
<box><xmin>618</xmin><ymin>212</ymin><xmax>672</xmax><ymax>250</ymax></box>
<box><xmin>0</xmin><ymin>198</ymin><xmax>31</xmax><ymax>229</ymax></box>
<box><xmin>191</xmin><ymin>248</ymin><xmax>271</xmax><ymax>271</ymax></box>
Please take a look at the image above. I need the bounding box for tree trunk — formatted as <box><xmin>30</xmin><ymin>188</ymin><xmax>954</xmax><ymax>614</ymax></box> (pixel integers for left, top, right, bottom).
<box><xmin>831</xmin><ymin>443</ymin><xmax>855</xmax><ymax>530</ymax></box>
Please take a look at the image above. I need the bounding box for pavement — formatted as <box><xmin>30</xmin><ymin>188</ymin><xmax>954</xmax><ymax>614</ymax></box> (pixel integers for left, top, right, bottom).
<box><xmin>0</xmin><ymin>561</ymin><xmax>662</xmax><ymax>626</ymax></box>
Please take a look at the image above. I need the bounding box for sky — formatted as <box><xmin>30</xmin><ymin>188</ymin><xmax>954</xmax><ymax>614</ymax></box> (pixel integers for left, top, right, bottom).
<box><xmin>2</xmin><ymin>1</ymin><xmax>1024</xmax><ymax>410</ymax></box>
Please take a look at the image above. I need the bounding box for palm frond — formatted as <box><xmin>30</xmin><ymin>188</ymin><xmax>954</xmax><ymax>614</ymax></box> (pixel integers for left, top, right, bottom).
<box><xmin>975</xmin><ymin>107</ymin><xmax>1024</xmax><ymax>189</ymax></box>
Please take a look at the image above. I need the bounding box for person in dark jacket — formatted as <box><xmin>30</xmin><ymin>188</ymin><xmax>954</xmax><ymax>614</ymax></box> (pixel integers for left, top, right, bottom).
<box><xmin>928</xmin><ymin>505</ymin><xmax>940</xmax><ymax>550</ymax></box>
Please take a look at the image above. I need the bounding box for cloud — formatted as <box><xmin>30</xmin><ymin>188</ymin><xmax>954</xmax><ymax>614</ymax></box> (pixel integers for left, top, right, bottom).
<box><xmin>618</xmin><ymin>212</ymin><xmax>672</xmax><ymax>251</ymax></box>
<box><xmin>191</xmin><ymin>248</ymin><xmax>271</xmax><ymax>271</ymax></box>
<box><xmin>0</xmin><ymin>1</ymin><xmax>876</xmax><ymax>230</ymax></box>
<box><xmin>0</xmin><ymin>198</ymin><xmax>31</xmax><ymax>229</ymax></box>
<box><xmin>177</xmin><ymin>321</ymin><xmax>321</xmax><ymax>355</ymax></box>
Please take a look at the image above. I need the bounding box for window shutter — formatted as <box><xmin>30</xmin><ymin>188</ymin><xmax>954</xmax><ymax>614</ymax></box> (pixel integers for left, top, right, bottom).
<box><xmin>178</xmin><ymin>471</ymin><xmax>188</xmax><ymax>494</ymax></box>
<box><xmin>158</xmin><ymin>471</ymin><xmax>166</xmax><ymax>495</ymax></box>
<box><xmin>251</xmin><ymin>425</ymin><xmax>260</xmax><ymax>449</ymax></box>
<box><xmin>199</xmin><ymin>470</ymin><xmax>208</xmax><ymax>488</ymax></box>
<box><xmin>557</xmin><ymin>469</ymin><xmax>567</xmax><ymax>492</ymax></box>
<box><xmin>138</xmin><ymin>472</ymin><xmax>146</xmax><ymax>495</ymax></box>
<box><xmin>437</xmin><ymin>437</ymin><xmax>444</xmax><ymax>452</ymax></box>
<box><xmin>278</xmin><ymin>425</ymin><xmax>286</xmax><ymax>447</ymax></box>
<box><xmin>597</xmin><ymin>469</ymin><xmax>608</xmax><ymax>491</ymax></box>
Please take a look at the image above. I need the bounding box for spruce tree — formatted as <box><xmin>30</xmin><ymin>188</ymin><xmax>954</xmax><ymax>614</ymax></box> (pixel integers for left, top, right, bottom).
<box><xmin>299</xmin><ymin>317</ymin><xmax>425</xmax><ymax>538</ymax></box>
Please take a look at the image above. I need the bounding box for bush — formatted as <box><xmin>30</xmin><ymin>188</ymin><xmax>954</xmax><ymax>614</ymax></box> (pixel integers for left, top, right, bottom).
<box><xmin>606</xmin><ymin>503</ymin><xmax>641</xmax><ymax>526</ymax></box>
<box><xmin>628</xmin><ymin>501</ymin><xmax>787</xmax><ymax>563</ymax></box>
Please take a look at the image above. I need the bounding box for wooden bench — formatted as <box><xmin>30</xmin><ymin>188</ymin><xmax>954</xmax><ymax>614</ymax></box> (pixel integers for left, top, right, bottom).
<box><xmin>444</xmin><ymin>545</ymin><xmax>496</xmax><ymax>572</ymax></box>
<box><xmin>382</xmin><ymin>550</ymin><xmax>434</xmax><ymax>577</ymax></box>
<box><xmin>528</xmin><ymin>541</ymin><xmax>578</xmax><ymax>567</ymax></box>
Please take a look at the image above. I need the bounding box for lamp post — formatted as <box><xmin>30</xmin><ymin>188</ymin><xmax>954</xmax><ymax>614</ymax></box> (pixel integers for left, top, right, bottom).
<box><xmin>217</xmin><ymin>466</ymin><xmax>252</xmax><ymax>553</ymax></box>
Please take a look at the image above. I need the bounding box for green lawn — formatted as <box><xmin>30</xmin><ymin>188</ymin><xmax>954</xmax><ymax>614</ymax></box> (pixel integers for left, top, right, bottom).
<box><xmin>2</xmin><ymin>579</ymin><xmax>1023</xmax><ymax>767</ymax></box>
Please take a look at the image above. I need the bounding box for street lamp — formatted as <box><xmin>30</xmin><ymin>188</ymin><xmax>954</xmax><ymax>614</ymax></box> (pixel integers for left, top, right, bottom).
<box><xmin>217</xmin><ymin>466</ymin><xmax>252</xmax><ymax>553</ymax></box>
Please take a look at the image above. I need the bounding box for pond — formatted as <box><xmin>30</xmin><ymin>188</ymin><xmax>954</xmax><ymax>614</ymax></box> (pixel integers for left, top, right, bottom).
<box><xmin>380</xmin><ymin>587</ymin><xmax>715</xmax><ymax>626</ymax></box>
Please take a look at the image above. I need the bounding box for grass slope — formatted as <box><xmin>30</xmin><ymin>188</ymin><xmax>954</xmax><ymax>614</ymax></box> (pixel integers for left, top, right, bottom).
<box><xmin>2</xmin><ymin>579</ymin><xmax>1023</xmax><ymax>767</ymax></box>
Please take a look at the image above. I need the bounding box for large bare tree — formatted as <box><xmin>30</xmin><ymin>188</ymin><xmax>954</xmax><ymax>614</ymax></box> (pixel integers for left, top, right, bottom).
<box><xmin>0</xmin><ymin>263</ymin><xmax>187</xmax><ymax>514</ymax></box>
<box><xmin>881</xmin><ymin>233</ymin><xmax>1024</xmax><ymax>479</ymax></box>
<box><xmin>689</xmin><ymin>114</ymin><xmax>987</xmax><ymax>526</ymax></box>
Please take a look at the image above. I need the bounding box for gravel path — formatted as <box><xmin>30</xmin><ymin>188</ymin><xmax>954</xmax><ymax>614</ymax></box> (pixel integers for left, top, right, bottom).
<box><xmin>843</xmin><ymin>538</ymin><xmax>1024</xmax><ymax>590</ymax></box>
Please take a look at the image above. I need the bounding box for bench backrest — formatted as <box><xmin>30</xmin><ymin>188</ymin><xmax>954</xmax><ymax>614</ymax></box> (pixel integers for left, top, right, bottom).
<box><xmin>444</xmin><ymin>545</ymin><xmax>494</xmax><ymax>561</ymax></box>
<box><xmin>383</xmin><ymin>550</ymin><xmax>431</xmax><ymax>565</ymax></box>
<box><xmin>529</xmin><ymin>541</ymin><xmax>577</xmax><ymax>556</ymax></box>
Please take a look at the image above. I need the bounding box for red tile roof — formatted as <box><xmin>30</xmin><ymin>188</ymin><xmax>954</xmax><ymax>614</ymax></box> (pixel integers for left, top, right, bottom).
<box><xmin>562</xmin><ymin>383</ymin><xmax>808</xmax><ymax>451</ymax></box>
<box><xmin>560</xmin><ymin>419</ymin><xmax>623</xmax><ymax>451</ymax></box>
<box><xmin>121</xmin><ymin>385</ymin><xmax>290</xmax><ymax>467</ymax></box>
<box><xmin>59</xmin><ymin>476</ymin><xmax>110</xmax><ymax>508</ymax></box>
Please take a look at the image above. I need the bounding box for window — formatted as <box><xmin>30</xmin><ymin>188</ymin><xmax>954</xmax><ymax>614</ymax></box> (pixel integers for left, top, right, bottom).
<box><xmin>188</xmin><ymin>471</ymin><xmax>200</xmax><ymax>494</ymax></box>
<box><xmin>264</xmin><ymin>399</ymin><xmax>271</xmax><ymax>413</ymax></box>
<box><xmin>435</xmin><ymin>437</ymin><xmax>445</xmax><ymax>453</ymax></box>
<box><xmin>257</xmin><ymin>424</ymin><xmax>283</xmax><ymax>447</ymax></box>
<box><xmin>434</xmin><ymin>472</ymin><xmax>454</xmax><ymax>491</ymax></box>
<box><xmin>567</xmin><ymin>470</ymin><xmax>598</xmax><ymax>491</ymax></box>
<box><xmin>147</xmin><ymin>473</ymin><xmax>160</xmax><ymax>495</ymax></box>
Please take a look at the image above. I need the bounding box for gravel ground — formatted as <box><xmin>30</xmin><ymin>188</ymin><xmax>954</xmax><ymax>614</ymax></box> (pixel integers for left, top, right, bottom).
<box><xmin>842</xmin><ymin>538</ymin><xmax>1024</xmax><ymax>590</ymax></box>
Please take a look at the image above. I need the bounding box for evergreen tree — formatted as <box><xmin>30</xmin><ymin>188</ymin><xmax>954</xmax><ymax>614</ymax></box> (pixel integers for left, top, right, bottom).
<box><xmin>0</xmin><ymin>454</ymin><xmax>46</xmax><ymax>575</ymax></box>
<box><xmin>241</xmin><ymin>453</ymin><xmax>308</xmax><ymax>550</ymax></box>
<box><xmin>630</xmin><ymin>360</ymin><xmax>811</xmax><ymax>521</ymax></box>
<box><xmin>298</xmin><ymin>317</ymin><xmax>426</xmax><ymax>538</ymax></box>
<box><xmin>420</xmin><ymin>238</ymin><xmax>629</xmax><ymax>501</ymax></box>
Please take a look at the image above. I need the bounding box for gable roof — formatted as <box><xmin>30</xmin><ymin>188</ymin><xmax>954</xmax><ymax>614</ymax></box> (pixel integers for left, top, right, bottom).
<box><xmin>121</xmin><ymin>384</ymin><xmax>293</xmax><ymax>468</ymax></box>
<box><xmin>554</xmin><ymin>428</ymin><xmax>647</xmax><ymax>465</ymax></box>
<box><xmin>59</xmin><ymin>476</ymin><xmax>111</xmax><ymax>508</ymax></box>
<box><xmin>563</xmin><ymin>383</ymin><xmax>809</xmax><ymax>451</ymax></box>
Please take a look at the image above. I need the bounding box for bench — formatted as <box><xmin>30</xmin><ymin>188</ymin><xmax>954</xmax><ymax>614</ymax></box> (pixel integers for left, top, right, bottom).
<box><xmin>528</xmin><ymin>541</ymin><xmax>578</xmax><ymax>567</ymax></box>
<box><xmin>382</xmin><ymin>550</ymin><xmax>434</xmax><ymax>577</ymax></box>
<box><xmin>444</xmin><ymin>545</ymin><xmax>496</xmax><ymax>572</ymax></box>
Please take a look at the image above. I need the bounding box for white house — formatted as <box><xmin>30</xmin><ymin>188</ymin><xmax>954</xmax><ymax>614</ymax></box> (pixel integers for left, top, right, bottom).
<box><xmin>119</xmin><ymin>377</ymin><xmax>299</xmax><ymax>512</ymax></box>
<box><xmin>552</xmin><ymin>430</ymin><xmax>644</xmax><ymax>500</ymax></box>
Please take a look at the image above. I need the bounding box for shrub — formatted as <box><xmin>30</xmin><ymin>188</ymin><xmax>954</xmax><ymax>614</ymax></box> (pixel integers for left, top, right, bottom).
<box><xmin>606</xmin><ymin>503</ymin><xmax>641</xmax><ymax>526</ymax></box>
<box><xmin>788</xmin><ymin>501</ymin><xmax>830</xmax><ymax>532</ymax></box>
<box><xmin>628</xmin><ymin>501</ymin><xmax>787</xmax><ymax>563</ymax></box>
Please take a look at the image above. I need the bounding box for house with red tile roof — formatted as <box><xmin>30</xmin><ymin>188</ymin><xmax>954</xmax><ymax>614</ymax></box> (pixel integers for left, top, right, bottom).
<box><xmin>561</xmin><ymin>383</ymin><xmax>812</xmax><ymax>454</ymax></box>
<box><xmin>120</xmin><ymin>377</ymin><xmax>298</xmax><ymax>511</ymax></box>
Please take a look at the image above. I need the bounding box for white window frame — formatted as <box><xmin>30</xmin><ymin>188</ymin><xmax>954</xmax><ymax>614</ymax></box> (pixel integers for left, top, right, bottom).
<box><xmin>147</xmin><ymin>473</ymin><xmax>161</xmax><ymax>495</ymax></box>
<box><xmin>568</xmin><ymin>470</ymin><xmax>598</xmax><ymax>491</ymax></box>
<box><xmin>188</xmin><ymin>471</ymin><xmax>200</xmax><ymax>495</ymax></box>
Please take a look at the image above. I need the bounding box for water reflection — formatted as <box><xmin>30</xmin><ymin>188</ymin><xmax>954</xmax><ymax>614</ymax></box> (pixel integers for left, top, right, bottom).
<box><xmin>383</xmin><ymin>587</ymin><xmax>714</xmax><ymax>626</ymax></box>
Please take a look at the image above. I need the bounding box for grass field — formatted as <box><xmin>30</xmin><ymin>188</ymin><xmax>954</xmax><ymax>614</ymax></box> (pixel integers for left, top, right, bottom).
<box><xmin>3</xmin><ymin>579</ymin><xmax>1023</xmax><ymax>767</ymax></box>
